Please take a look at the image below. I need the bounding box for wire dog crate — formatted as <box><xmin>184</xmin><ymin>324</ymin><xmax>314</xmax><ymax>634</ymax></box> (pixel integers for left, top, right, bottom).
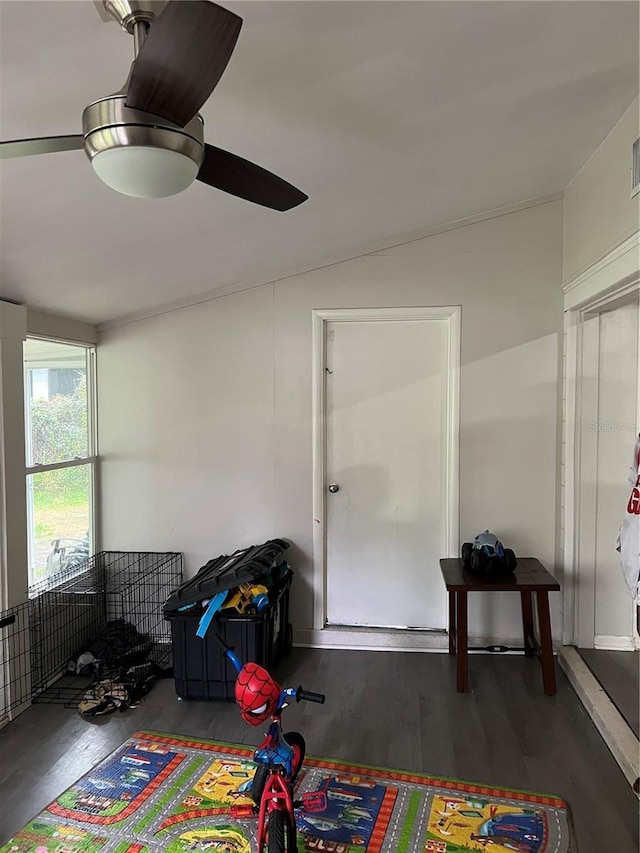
<box><xmin>0</xmin><ymin>551</ymin><xmax>182</xmax><ymax>716</ymax></box>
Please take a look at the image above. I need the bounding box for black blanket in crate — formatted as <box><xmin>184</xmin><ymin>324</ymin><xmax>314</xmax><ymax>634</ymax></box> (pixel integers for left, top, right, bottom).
<box><xmin>71</xmin><ymin>619</ymin><xmax>171</xmax><ymax>716</ymax></box>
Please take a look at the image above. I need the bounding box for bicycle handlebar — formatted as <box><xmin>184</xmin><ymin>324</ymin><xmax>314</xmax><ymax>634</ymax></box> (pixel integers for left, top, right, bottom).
<box><xmin>296</xmin><ymin>686</ymin><xmax>325</xmax><ymax>704</ymax></box>
<box><xmin>214</xmin><ymin>633</ymin><xmax>326</xmax><ymax>703</ymax></box>
<box><xmin>215</xmin><ymin>634</ymin><xmax>243</xmax><ymax>674</ymax></box>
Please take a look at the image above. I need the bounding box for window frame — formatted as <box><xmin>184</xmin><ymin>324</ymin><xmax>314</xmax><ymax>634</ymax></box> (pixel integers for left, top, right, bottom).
<box><xmin>23</xmin><ymin>336</ymin><xmax>98</xmax><ymax>586</ymax></box>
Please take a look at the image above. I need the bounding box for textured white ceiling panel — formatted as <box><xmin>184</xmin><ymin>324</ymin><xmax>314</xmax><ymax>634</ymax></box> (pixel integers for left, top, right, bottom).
<box><xmin>0</xmin><ymin>1</ymin><xmax>638</xmax><ymax>324</ymax></box>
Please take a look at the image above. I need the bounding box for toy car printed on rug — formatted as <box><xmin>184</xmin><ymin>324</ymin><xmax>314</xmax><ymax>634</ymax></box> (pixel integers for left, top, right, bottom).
<box><xmin>0</xmin><ymin>731</ymin><xmax>577</xmax><ymax>853</ymax></box>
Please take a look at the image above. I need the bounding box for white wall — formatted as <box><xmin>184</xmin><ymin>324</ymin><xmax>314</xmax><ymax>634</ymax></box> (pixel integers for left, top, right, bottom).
<box><xmin>98</xmin><ymin>284</ymin><xmax>277</xmax><ymax>553</ymax></box>
<box><xmin>563</xmin><ymin>96</ymin><xmax>640</xmax><ymax>284</ymax></box>
<box><xmin>99</xmin><ymin>198</ymin><xmax>564</xmax><ymax>645</ymax></box>
<box><xmin>0</xmin><ymin>302</ymin><xmax>28</xmax><ymax>608</ymax></box>
<box><xmin>26</xmin><ymin>310</ymin><xmax>98</xmax><ymax>345</ymax></box>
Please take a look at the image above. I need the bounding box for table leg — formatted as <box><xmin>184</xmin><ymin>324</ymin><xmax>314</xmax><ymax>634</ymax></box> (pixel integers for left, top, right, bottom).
<box><xmin>448</xmin><ymin>591</ymin><xmax>456</xmax><ymax>654</ymax></box>
<box><xmin>535</xmin><ymin>590</ymin><xmax>556</xmax><ymax>695</ymax></box>
<box><xmin>456</xmin><ymin>590</ymin><xmax>469</xmax><ymax>692</ymax></box>
<box><xmin>520</xmin><ymin>590</ymin><xmax>536</xmax><ymax>657</ymax></box>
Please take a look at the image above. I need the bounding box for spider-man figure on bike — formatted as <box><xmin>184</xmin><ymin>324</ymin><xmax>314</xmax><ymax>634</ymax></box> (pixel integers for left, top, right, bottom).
<box><xmin>235</xmin><ymin>661</ymin><xmax>281</xmax><ymax>725</ymax></box>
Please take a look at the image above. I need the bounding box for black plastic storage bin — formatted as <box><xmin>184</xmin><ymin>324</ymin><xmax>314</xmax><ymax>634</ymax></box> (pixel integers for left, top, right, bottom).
<box><xmin>167</xmin><ymin>571</ymin><xmax>292</xmax><ymax>701</ymax></box>
<box><xmin>164</xmin><ymin>539</ymin><xmax>290</xmax><ymax>613</ymax></box>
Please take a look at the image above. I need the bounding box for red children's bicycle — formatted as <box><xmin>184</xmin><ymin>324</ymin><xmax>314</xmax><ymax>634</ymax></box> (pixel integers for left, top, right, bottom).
<box><xmin>216</xmin><ymin>637</ymin><xmax>326</xmax><ymax>852</ymax></box>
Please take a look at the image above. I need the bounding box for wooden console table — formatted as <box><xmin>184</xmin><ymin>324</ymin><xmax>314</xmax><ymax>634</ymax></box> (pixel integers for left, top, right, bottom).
<box><xmin>439</xmin><ymin>557</ymin><xmax>560</xmax><ymax>695</ymax></box>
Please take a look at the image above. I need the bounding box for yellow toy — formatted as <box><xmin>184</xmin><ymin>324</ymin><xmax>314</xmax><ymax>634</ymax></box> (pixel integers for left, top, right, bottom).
<box><xmin>222</xmin><ymin>582</ymin><xmax>269</xmax><ymax>615</ymax></box>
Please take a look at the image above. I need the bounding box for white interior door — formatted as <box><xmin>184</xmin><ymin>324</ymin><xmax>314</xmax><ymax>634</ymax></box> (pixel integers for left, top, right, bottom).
<box><xmin>325</xmin><ymin>314</ymin><xmax>456</xmax><ymax>629</ymax></box>
<box><xmin>578</xmin><ymin>291</ymin><xmax>639</xmax><ymax>649</ymax></box>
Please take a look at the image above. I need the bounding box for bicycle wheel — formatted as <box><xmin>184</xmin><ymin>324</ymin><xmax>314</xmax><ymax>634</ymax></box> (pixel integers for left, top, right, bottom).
<box><xmin>250</xmin><ymin>763</ymin><xmax>268</xmax><ymax>805</ymax></box>
<box><xmin>286</xmin><ymin>812</ymin><xmax>297</xmax><ymax>853</ymax></box>
<box><xmin>267</xmin><ymin>809</ymin><xmax>285</xmax><ymax>853</ymax></box>
<box><xmin>266</xmin><ymin>808</ymin><xmax>297</xmax><ymax>853</ymax></box>
<box><xmin>283</xmin><ymin>731</ymin><xmax>305</xmax><ymax>781</ymax></box>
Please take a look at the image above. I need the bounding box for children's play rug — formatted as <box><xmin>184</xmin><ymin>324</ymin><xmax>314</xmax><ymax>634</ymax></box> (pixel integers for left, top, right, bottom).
<box><xmin>1</xmin><ymin>731</ymin><xmax>576</xmax><ymax>853</ymax></box>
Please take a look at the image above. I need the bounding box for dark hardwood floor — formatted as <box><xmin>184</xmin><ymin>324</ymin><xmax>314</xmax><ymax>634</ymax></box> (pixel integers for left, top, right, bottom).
<box><xmin>0</xmin><ymin>648</ymin><xmax>637</xmax><ymax>852</ymax></box>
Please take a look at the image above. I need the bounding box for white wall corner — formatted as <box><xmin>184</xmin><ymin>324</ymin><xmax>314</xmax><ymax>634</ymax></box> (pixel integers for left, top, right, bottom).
<box><xmin>26</xmin><ymin>309</ymin><xmax>98</xmax><ymax>345</ymax></box>
<box><xmin>562</xmin><ymin>97</ymin><xmax>640</xmax><ymax>283</ymax></box>
<box><xmin>563</xmin><ymin>231</ymin><xmax>640</xmax><ymax>311</ymax></box>
<box><xmin>0</xmin><ymin>301</ymin><xmax>27</xmax><ymax>341</ymax></box>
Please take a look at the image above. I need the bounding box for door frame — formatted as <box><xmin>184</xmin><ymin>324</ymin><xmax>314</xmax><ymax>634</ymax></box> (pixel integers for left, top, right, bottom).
<box><xmin>311</xmin><ymin>306</ymin><xmax>461</xmax><ymax>636</ymax></box>
<box><xmin>563</xmin><ymin>232</ymin><xmax>640</xmax><ymax>649</ymax></box>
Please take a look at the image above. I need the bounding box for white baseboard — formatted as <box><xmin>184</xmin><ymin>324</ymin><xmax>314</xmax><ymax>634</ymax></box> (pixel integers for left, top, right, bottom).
<box><xmin>594</xmin><ymin>635</ymin><xmax>637</xmax><ymax>651</ymax></box>
<box><xmin>293</xmin><ymin>626</ymin><xmax>557</xmax><ymax>653</ymax></box>
<box><xmin>295</xmin><ymin>627</ymin><xmax>448</xmax><ymax>652</ymax></box>
<box><xmin>558</xmin><ymin>646</ymin><xmax>639</xmax><ymax>789</ymax></box>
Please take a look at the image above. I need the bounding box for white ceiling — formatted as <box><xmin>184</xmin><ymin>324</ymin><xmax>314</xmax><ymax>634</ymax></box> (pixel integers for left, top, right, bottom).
<box><xmin>0</xmin><ymin>1</ymin><xmax>638</xmax><ymax>327</ymax></box>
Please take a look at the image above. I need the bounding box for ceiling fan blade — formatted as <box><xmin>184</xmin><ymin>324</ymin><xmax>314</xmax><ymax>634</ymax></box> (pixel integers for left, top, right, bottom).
<box><xmin>197</xmin><ymin>144</ymin><xmax>308</xmax><ymax>211</ymax></box>
<box><xmin>125</xmin><ymin>0</ymin><xmax>242</xmax><ymax>128</ymax></box>
<box><xmin>0</xmin><ymin>135</ymin><xmax>84</xmax><ymax>160</ymax></box>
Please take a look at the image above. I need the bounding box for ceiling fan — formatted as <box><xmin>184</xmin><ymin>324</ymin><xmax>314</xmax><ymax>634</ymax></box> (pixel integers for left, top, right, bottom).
<box><xmin>0</xmin><ymin>0</ymin><xmax>308</xmax><ymax>211</ymax></box>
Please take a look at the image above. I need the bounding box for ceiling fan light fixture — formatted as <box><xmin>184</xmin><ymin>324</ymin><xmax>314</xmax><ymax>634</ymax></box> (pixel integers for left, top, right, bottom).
<box><xmin>2</xmin><ymin>2</ymin><xmax>308</xmax><ymax>210</ymax></box>
<box><xmin>90</xmin><ymin>145</ymin><xmax>199</xmax><ymax>198</ymax></box>
<box><xmin>82</xmin><ymin>94</ymin><xmax>204</xmax><ymax>199</ymax></box>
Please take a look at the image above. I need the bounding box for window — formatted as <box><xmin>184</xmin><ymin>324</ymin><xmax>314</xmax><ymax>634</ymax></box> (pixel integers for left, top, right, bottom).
<box><xmin>24</xmin><ymin>338</ymin><xmax>97</xmax><ymax>584</ymax></box>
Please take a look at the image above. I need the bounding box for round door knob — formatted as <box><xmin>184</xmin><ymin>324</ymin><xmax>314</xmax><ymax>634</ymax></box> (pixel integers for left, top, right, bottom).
<box><xmin>328</xmin><ymin>483</ymin><xmax>340</xmax><ymax>493</ymax></box>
